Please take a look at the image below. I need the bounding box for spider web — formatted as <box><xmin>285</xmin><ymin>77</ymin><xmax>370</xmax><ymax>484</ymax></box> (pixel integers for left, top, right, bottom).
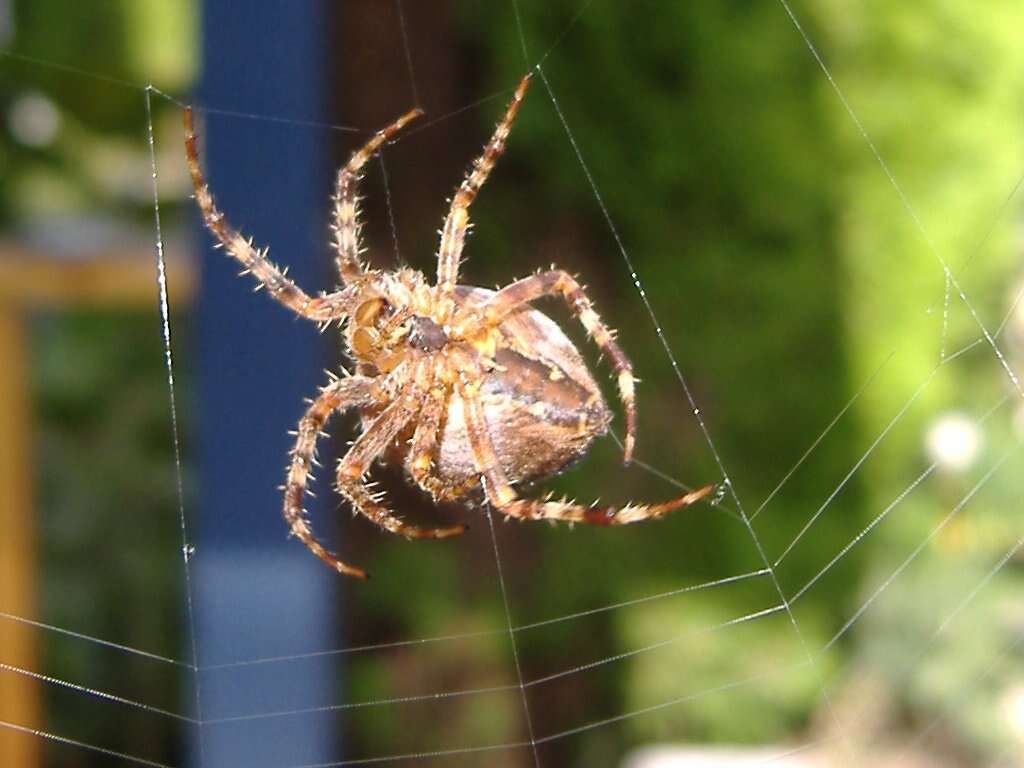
<box><xmin>3</xmin><ymin>1</ymin><xmax>1024</xmax><ymax>766</ymax></box>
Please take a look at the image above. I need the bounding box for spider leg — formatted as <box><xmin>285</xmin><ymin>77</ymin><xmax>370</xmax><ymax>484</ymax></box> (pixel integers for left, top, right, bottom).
<box><xmin>436</xmin><ymin>75</ymin><xmax>531</xmax><ymax>297</ymax></box>
<box><xmin>406</xmin><ymin>372</ymin><xmax>447</xmax><ymax>497</ymax></box>
<box><xmin>284</xmin><ymin>375</ymin><xmax>380</xmax><ymax>579</ymax></box>
<box><xmin>460</xmin><ymin>381</ymin><xmax>712</xmax><ymax>525</ymax></box>
<box><xmin>405</xmin><ymin>367</ymin><xmax>476</xmax><ymax>501</ymax></box>
<box><xmin>475</xmin><ymin>269</ymin><xmax>638</xmax><ymax>463</ymax></box>
<box><xmin>333</xmin><ymin>108</ymin><xmax>423</xmax><ymax>284</ymax></box>
<box><xmin>337</xmin><ymin>365</ymin><xmax>466</xmax><ymax>554</ymax></box>
<box><xmin>183</xmin><ymin>108</ymin><xmax>348</xmax><ymax>322</ymax></box>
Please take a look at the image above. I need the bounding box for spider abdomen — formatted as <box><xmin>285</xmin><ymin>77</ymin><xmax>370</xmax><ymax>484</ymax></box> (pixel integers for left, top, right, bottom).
<box><xmin>429</xmin><ymin>289</ymin><xmax>612</xmax><ymax>497</ymax></box>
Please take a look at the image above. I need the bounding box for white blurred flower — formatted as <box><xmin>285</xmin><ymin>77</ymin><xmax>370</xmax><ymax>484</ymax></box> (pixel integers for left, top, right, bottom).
<box><xmin>8</xmin><ymin>91</ymin><xmax>60</xmax><ymax>148</ymax></box>
<box><xmin>1000</xmin><ymin>682</ymin><xmax>1024</xmax><ymax>742</ymax></box>
<box><xmin>925</xmin><ymin>412</ymin><xmax>981</xmax><ymax>472</ymax></box>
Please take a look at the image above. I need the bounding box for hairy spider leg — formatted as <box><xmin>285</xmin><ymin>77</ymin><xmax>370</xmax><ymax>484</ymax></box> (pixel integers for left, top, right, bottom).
<box><xmin>436</xmin><ymin>75</ymin><xmax>531</xmax><ymax>298</ymax></box>
<box><xmin>284</xmin><ymin>376</ymin><xmax>380</xmax><ymax>579</ymax></box>
<box><xmin>460</xmin><ymin>381</ymin><xmax>713</xmax><ymax>526</ymax></box>
<box><xmin>476</xmin><ymin>269</ymin><xmax>639</xmax><ymax>464</ymax></box>
<box><xmin>406</xmin><ymin>372</ymin><xmax>448</xmax><ymax>496</ymax></box>
<box><xmin>333</xmin><ymin>108</ymin><xmax>423</xmax><ymax>284</ymax></box>
<box><xmin>184</xmin><ymin>108</ymin><xmax>348</xmax><ymax>322</ymax></box>
<box><xmin>335</xmin><ymin>364</ymin><xmax>466</xmax><ymax>576</ymax></box>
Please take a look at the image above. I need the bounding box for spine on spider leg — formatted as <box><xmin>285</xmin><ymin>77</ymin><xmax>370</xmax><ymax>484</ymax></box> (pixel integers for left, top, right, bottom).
<box><xmin>181</xmin><ymin>107</ymin><xmax>312</xmax><ymax>314</ymax></box>
<box><xmin>459</xmin><ymin>75</ymin><xmax>532</xmax><ymax>210</ymax></box>
<box><xmin>502</xmin><ymin>485</ymin><xmax>715</xmax><ymax>526</ymax></box>
<box><xmin>558</xmin><ymin>272</ymin><xmax>638</xmax><ymax>465</ymax></box>
<box><xmin>182</xmin><ymin>108</ymin><xmax>232</xmax><ymax>244</ymax></box>
<box><xmin>436</xmin><ymin>75</ymin><xmax>532</xmax><ymax>296</ymax></box>
<box><xmin>333</xmin><ymin>108</ymin><xmax>423</xmax><ymax>284</ymax></box>
<box><xmin>283</xmin><ymin>382</ymin><xmax>371</xmax><ymax>579</ymax></box>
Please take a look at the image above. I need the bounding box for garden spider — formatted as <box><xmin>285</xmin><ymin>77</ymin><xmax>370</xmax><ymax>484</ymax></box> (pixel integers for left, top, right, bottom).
<box><xmin>184</xmin><ymin>74</ymin><xmax>712</xmax><ymax>579</ymax></box>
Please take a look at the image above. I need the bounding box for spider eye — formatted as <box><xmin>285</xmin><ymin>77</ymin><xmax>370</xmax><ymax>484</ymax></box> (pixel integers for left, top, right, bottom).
<box><xmin>355</xmin><ymin>297</ymin><xmax>387</xmax><ymax>325</ymax></box>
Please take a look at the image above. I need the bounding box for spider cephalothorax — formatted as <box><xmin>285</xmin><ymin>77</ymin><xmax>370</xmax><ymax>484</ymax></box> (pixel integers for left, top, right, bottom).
<box><xmin>184</xmin><ymin>75</ymin><xmax>712</xmax><ymax>579</ymax></box>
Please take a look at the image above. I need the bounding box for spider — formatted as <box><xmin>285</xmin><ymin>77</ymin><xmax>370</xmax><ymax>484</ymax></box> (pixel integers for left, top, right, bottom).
<box><xmin>184</xmin><ymin>74</ymin><xmax>713</xmax><ymax>579</ymax></box>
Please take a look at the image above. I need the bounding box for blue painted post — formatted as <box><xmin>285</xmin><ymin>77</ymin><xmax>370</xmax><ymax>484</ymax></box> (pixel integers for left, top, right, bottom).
<box><xmin>191</xmin><ymin>3</ymin><xmax>338</xmax><ymax>766</ymax></box>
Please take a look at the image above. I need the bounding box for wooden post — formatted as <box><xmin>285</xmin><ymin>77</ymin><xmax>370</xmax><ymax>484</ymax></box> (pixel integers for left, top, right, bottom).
<box><xmin>0</xmin><ymin>245</ymin><xmax>194</xmax><ymax>764</ymax></box>
<box><xmin>0</xmin><ymin>299</ymin><xmax>38</xmax><ymax>768</ymax></box>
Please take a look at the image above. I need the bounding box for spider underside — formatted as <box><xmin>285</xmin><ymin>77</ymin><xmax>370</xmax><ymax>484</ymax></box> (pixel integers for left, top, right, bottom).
<box><xmin>184</xmin><ymin>74</ymin><xmax>712</xmax><ymax>579</ymax></box>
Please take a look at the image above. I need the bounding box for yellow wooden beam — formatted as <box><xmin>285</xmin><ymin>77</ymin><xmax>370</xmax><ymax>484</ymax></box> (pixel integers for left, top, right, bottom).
<box><xmin>0</xmin><ymin>243</ymin><xmax>195</xmax><ymax>309</ymax></box>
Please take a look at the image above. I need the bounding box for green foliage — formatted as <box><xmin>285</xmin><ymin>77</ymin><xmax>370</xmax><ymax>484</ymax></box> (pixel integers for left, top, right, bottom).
<box><xmin>465</xmin><ymin>0</ymin><xmax>865</xmax><ymax>599</ymax></box>
<box><xmin>453</xmin><ymin>0</ymin><xmax>864</xmax><ymax>752</ymax></box>
<box><xmin>621</xmin><ymin>593</ymin><xmax>830</xmax><ymax>743</ymax></box>
<box><xmin>853</xmin><ymin>549</ymin><xmax>1024</xmax><ymax>761</ymax></box>
<box><xmin>33</xmin><ymin>311</ymin><xmax>189</xmax><ymax>766</ymax></box>
<box><xmin>454</xmin><ymin>0</ymin><xmax>1024</xmax><ymax>759</ymax></box>
<box><xmin>817</xmin><ymin>0</ymin><xmax>1024</xmax><ymax>760</ymax></box>
<box><xmin>1</xmin><ymin>0</ymin><xmax>193</xmax><ymax>225</ymax></box>
<box><xmin>819</xmin><ymin>0</ymin><xmax>1024</xmax><ymax>467</ymax></box>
